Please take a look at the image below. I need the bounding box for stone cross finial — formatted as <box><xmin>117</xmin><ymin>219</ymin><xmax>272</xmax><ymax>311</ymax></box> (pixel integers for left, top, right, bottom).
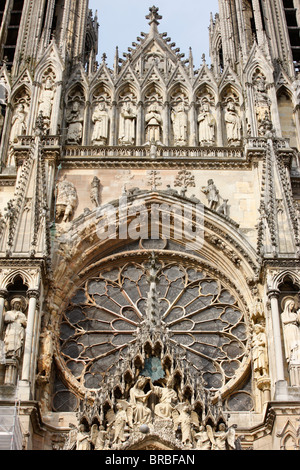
<box><xmin>146</xmin><ymin>5</ymin><xmax>162</xmax><ymax>27</ymax></box>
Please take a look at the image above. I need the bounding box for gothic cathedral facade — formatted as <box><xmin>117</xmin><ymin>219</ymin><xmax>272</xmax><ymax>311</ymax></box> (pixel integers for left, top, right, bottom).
<box><xmin>0</xmin><ymin>0</ymin><xmax>300</xmax><ymax>451</ymax></box>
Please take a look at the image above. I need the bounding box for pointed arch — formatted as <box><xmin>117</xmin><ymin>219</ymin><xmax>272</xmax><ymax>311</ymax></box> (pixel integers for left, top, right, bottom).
<box><xmin>220</xmin><ymin>83</ymin><xmax>244</xmax><ymax>146</ymax></box>
<box><xmin>115</xmin><ymin>81</ymin><xmax>139</xmax><ymax>104</ymax></box>
<box><xmin>142</xmin><ymin>79</ymin><xmax>166</xmax><ymax>104</ymax></box>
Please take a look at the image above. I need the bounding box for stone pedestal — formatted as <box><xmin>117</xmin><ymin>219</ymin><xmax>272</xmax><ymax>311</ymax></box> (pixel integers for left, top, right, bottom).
<box><xmin>4</xmin><ymin>359</ymin><xmax>18</xmax><ymax>386</ymax></box>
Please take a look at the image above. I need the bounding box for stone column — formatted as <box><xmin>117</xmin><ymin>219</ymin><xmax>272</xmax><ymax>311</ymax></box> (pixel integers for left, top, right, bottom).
<box><xmin>268</xmin><ymin>289</ymin><xmax>288</xmax><ymax>398</ymax></box>
<box><xmin>82</xmin><ymin>100</ymin><xmax>90</xmax><ymax>146</ymax></box>
<box><xmin>21</xmin><ymin>289</ymin><xmax>39</xmax><ymax>383</ymax></box>
<box><xmin>163</xmin><ymin>101</ymin><xmax>170</xmax><ymax>146</ymax></box>
<box><xmin>189</xmin><ymin>102</ymin><xmax>197</xmax><ymax>147</ymax></box>
<box><xmin>110</xmin><ymin>101</ymin><xmax>118</xmax><ymax>146</ymax></box>
<box><xmin>136</xmin><ymin>101</ymin><xmax>144</xmax><ymax>146</ymax></box>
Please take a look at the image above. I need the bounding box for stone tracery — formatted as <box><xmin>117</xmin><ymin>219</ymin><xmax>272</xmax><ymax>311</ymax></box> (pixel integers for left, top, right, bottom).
<box><xmin>59</xmin><ymin>256</ymin><xmax>249</xmax><ymax>396</ymax></box>
<box><xmin>62</xmin><ymin>254</ymin><xmax>241</xmax><ymax>450</ymax></box>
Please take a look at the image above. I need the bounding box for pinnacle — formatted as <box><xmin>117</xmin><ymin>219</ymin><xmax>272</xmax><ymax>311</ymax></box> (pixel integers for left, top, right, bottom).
<box><xmin>146</xmin><ymin>5</ymin><xmax>162</xmax><ymax>35</ymax></box>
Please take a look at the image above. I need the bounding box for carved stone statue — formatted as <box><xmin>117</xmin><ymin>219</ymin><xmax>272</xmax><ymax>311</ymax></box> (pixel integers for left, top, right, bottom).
<box><xmin>38</xmin><ymin>76</ymin><xmax>55</xmax><ymax>127</ymax></box>
<box><xmin>119</xmin><ymin>102</ymin><xmax>136</xmax><ymax>145</ymax></box>
<box><xmin>129</xmin><ymin>376</ymin><xmax>152</xmax><ymax>424</ymax></box>
<box><xmin>252</xmin><ymin>324</ymin><xmax>268</xmax><ymax>378</ymax></box>
<box><xmin>253</xmin><ymin>73</ymin><xmax>271</xmax><ymax>125</ymax></box>
<box><xmin>281</xmin><ymin>297</ymin><xmax>300</xmax><ymax>364</ymax></box>
<box><xmin>171</xmin><ymin>102</ymin><xmax>188</xmax><ymax>146</ymax></box>
<box><xmin>224</xmin><ymin>102</ymin><xmax>242</xmax><ymax>145</ymax></box>
<box><xmin>10</xmin><ymin>103</ymin><xmax>27</xmax><ymax>142</ymax></box>
<box><xmin>195</xmin><ymin>425</ymin><xmax>214</xmax><ymax>450</ymax></box>
<box><xmin>201</xmin><ymin>179</ymin><xmax>219</xmax><ymax>210</ymax></box>
<box><xmin>92</xmin><ymin>102</ymin><xmax>109</xmax><ymax>145</ymax></box>
<box><xmin>145</xmin><ymin>103</ymin><xmax>162</xmax><ymax>144</ymax></box>
<box><xmin>213</xmin><ymin>423</ymin><xmax>236</xmax><ymax>450</ymax></box>
<box><xmin>56</xmin><ymin>175</ymin><xmax>78</xmax><ymax>223</ymax></box>
<box><xmin>90</xmin><ymin>176</ymin><xmax>100</xmax><ymax>207</ymax></box>
<box><xmin>151</xmin><ymin>376</ymin><xmax>178</xmax><ymax>419</ymax></box>
<box><xmin>106</xmin><ymin>400</ymin><xmax>133</xmax><ymax>444</ymax></box>
<box><xmin>76</xmin><ymin>424</ymin><xmax>91</xmax><ymax>450</ymax></box>
<box><xmin>3</xmin><ymin>297</ymin><xmax>27</xmax><ymax>360</ymax></box>
<box><xmin>198</xmin><ymin>101</ymin><xmax>216</xmax><ymax>146</ymax></box>
<box><xmin>37</xmin><ymin>329</ymin><xmax>54</xmax><ymax>380</ymax></box>
<box><xmin>66</xmin><ymin>100</ymin><xmax>84</xmax><ymax>144</ymax></box>
<box><xmin>172</xmin><ymin>403</ymin><xmax>196</xmax><ymax>446</ymax></box>
<box><xmin>217</xmin><ymin>199</ymin><xmax>229</xmax><ymax>217</ymax></box>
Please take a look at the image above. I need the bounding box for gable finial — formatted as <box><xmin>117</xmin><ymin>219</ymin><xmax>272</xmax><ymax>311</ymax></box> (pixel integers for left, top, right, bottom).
<box><xmin>146</xmin><ymin>5</ymin><xmax>162</xmax><ymax>34</ymax></box>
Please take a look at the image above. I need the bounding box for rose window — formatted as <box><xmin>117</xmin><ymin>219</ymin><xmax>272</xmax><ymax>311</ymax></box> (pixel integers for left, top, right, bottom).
<box><xmin>59</xmin><ymin>259</ymin><xmax>249</xmax><ymax>392</ymax></box>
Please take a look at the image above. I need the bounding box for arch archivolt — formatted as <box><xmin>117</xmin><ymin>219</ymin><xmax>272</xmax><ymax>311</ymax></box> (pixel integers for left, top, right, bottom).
<box><xmin>0</xmin><ymin>266</ymin><xmax>40</xmax><ymax>291</ymax></box>
<box><xmin>267</xmin><ymin>269</ymin><xmax>300</xmax><ymax>291</ymax></box>
<box><xmin>49</xmin><ymin>192</ymin><xmax>259</xmax><ymax>402</ymax></box>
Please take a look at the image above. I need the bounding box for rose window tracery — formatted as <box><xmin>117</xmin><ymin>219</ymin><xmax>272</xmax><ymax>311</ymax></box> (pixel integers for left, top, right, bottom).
<box><xmin>58</xmin><ymin>258</ymin><xmax>249</xmax><ymax>393</ymax></box>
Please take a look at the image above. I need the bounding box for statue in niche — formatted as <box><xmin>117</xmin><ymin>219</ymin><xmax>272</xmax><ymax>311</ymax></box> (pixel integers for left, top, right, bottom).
<box><xmin>252</xmin><ymin>324</ymin><xmax>268</xmax><ymax>378</ymax></box>
<box><xmin>3</xmin><ymin>296</ymin><xmax>27</xmax><ymax>360</ymax></box>
<box><xmin>66</xmin><ymin>99</ymin><xmax>84</xmax><ymax>144</ymax></box>
<box><xmin>201</xmin><ymin>179</ymin><xmax>220</xmax><ymax>210</ymax></box>
<box><xmin>90</xmin><ymin>176</ymin><xmax>101</xmax><ymax>207</ymax></box>
<box><xmin>171</xmin><ymin>102</ymin><xmax>188</xmax><ymax>146</ymax></box>
<box><xmin>224</xmin><ymin>101</ymin><xmax>242</xmax><ymax>145</ymax></box>
<box><xmin>172</xmin><ymin>403</ymin><xmax>197</xmax><ymax>446</ymax></box>
<box><xmin>93</xmin><ymin>426</ymin><xmax>107</xmax><ymax>450</ymax></box>
<box><xmin>10</xmin><ymin>103</ymin><xmax>27</xmax><ymax>142</ymax></box>
<box><xmin>145</xmin><ymin>103</ymin><xmax>162</xmax><ymax>144</ymax></box>
<box><xmin>213</xmin><ymin>423</ymin><xmax>236</xmax><ymax>450</ymax></box>
<box><xmin>106</xmin><ymin>400</ymin><xmax>133</xmax><ymax>444</ymax></box>
<box><xmin>76</xmin><ymin>424</ymin><xmax>91</xmax><ymax>450</ymax></box>
<box><xmin>281</xmin><ymin>297</ymin><xmax>300</xmax><ymax>364</ymax></box>
<box><xmin>92</xmin><ymin>102</ymin><xmax>109</xmax><ymax>145</ymax></box>
<box><xmin>38</xmin><ymin>76</ymin><xmax>55</xmax><ymax>129</ymax></box>
<box><xmin>151</xmin><ymin>375</ymin><xmax>178</xmax><ymax>419</ymax></box>
<box><xmin>129</xmin><ymin>376</ymin><xmax>152</xmax><ymax>424</ymax></box>
<box><xmin>195</xmin><ymin>425</ymin><xmax>214</xmax><ymax>450</ymax></box>
<box><xmin>119</xmin><ymin>101</ymin><xmax>136</xmax><ymax>145</ymax></box>
<box><xmin>55</xmin><ymin>175</ymin><xmax>78</xmax><ymax>223</ymax></box>
<box><xmin>198</xmin><ymin>100</ymin><xmax>216</xmax><ymax>146</ymax></box>
<box><xmin>253</xmin><ymin>73</ymin><xmax>271</xmax><ymax>125</ymax></box>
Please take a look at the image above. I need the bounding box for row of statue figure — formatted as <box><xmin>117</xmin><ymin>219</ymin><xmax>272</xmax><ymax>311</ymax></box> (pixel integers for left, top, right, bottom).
<box><xmin>8</xmin><ymin>95</ymin><xmax>243</xmax><ymax>148</ymax></box>
<box><xmin>65</xmin><ymin>374</ymin><xmax>237</xmax><ymax>451</ymax></box>
<box><xmin>66</xmin><ymin>97</ymin><xmax>243</xmax><ymax>147</ymax></box>
<box><xmin>6</xmin><ymin>67</ymin><xmax>274</xmax><ymax>147</ymax></box>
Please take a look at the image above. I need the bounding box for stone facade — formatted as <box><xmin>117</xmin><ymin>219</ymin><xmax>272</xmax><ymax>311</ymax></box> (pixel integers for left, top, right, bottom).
<box><xmin>0</xmin><ymin>0</ymin><xmax>300</xmax><ymax>451</ymax></box>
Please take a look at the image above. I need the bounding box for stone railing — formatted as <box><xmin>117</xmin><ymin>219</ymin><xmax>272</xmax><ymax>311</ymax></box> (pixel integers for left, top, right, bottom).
<box><xmin>14</xmin><ymin>136</ymin><xmax>60</xmax><ymax>147</ymax></box>
<box><xmin>63</xmin><ymin>145</ymin><xmax>244</xmax><ymax>159</ymax></box>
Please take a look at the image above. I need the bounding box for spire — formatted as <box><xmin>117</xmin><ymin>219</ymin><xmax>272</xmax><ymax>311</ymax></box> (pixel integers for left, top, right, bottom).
<box><xmin>114</xmin><ymin>46</ymin><xmax>119</xmax><ymax>76</ymax></box>
<box><xmin>189</xmin><ymin>47</ymin><xmax>194</xmax><ymax>77</ymax></box>
<box><xmin>146</xmin><ymin>5</ymin><xmax>162</xmax><ymax>36</ymax></box>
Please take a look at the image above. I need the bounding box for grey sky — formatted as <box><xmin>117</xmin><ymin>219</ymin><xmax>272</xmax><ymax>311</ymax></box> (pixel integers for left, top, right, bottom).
<box><xmin>88</xmin><ymin>0</ymin><xmax>220</xmax><ymax>68</ymax></box>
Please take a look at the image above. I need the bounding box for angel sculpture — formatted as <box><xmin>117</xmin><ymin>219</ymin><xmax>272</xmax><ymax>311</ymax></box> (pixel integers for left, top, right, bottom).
<box><xmin>172</xmin><ymin>403</ymin><xmax>199</xmax><ymax>446</ymax></box>
<box><xmin>88</xmin><ymin>423</ymin><xmax>108</xmax><ymax>450</ymax></box>
<box><xmin>213</xmin><ymin>423</ymin><xmax>236</xmax><ymax>450</ymax></box>
<box><xmin>195</xmin><ymin>425</ymin><xmax>215</xmax><ymax>450</ymax></box>
<box><xmin>76</xmin><ymin>424</ymin><xmax>92</xmax><ymax>450</ymax></box>
<box><xmin>106</xmin><ymin>400</ymin><xmax>133</xmax><ymax>445</ymax></box>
